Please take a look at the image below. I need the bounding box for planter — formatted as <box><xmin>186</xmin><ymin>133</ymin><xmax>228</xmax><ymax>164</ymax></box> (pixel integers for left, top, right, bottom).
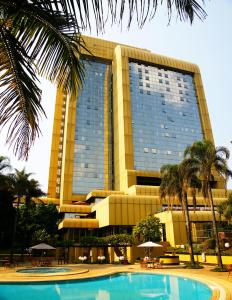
<box><xmin>178</xmin><ymin>254</ymin><xmax>232</xmax><ymax>265</ymax></box>
<box><xmin>159</xmin><ymin>255</ymin><xmax>179</xmax><ymax>265</ymax></box>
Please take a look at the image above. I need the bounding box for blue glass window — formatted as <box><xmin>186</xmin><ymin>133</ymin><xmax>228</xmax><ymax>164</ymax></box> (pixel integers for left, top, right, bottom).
<box><xmin>72</xmin><ymin>59</ymin><xmax>112</xmax><ymax>194</ymax></box>
<box><xmin>129</xmin><ymin>61</ymin><xmax>203</xmax><ymax>172</ymax></box>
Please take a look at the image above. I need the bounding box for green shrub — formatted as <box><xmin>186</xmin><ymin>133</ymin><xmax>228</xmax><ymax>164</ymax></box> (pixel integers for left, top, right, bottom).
<box><xmin>201</xmin><ymin>238</ymin><xmax>216</xmax><ymax>250</ymax></box>
<box><xmin>184</xmin><ymin>262</ymin><xmax>204</xmax><ymax>269</ymax></box>
<box><xmin>79</xmin><ymin>236</ymin><xmax>107</xmax><ymax>247</ymax></box>
<box><xmin>205</xmin><ymin>249</ymin><xmax>216</xmax><ymax>255</ymax></box>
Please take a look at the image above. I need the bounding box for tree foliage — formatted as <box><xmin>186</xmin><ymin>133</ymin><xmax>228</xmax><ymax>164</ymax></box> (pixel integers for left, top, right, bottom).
<box><xmin>79</xmin><ymin>236</ymin><xmax>107</xmax><ymax>247</ymax></box>
<box><xmin>133</xmin><ymin>215</ymin><xmax>162</xmax><ymax>243</ymax></box>
<box><xmin>184</xmin><ymin>140</ymin><xmax>232</xmax><ymax>269</ymax></box>
<box><xmin>0</xmin><ymin>188</ymin><xmax>15</xmax><ymax>248</ymax></box>
<box><xmin>0</xmin><ymin>160</ymin><xmax>59</xmax><ymax>251</ymax></box>
<box><xmin>105</xmin><ymin>234</ymin><xmax>134</xmax><ymax>246</ymax></box>
<box><xmin>16</xmin><ymin>202</ymin><xmax>59</xmax><ymax>248</ymax></box>
<box><xmin>0</xmin><ymin>156</ymin><xmax>15</xmax><ymax>248</ymax></box>
<box><xmin>218</xmin><ymin>194</ymin><xmax>232</xmax><ymax>224</ymax></box>
<box><xmin>160</xmin><ymin>161</ymin><xmax>201</xmax><ymax>265</ymax></box>
<box><xmin>79</xmin><ymin>234</ymin><xmax>134</xmax><ymax>247</ymax></box>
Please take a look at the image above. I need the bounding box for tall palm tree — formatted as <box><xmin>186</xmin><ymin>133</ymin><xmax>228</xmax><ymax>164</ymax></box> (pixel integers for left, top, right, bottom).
<box><xmin>0</xmin><ymin>0</ymin><xmax>206</xmax><ymax>160</ymax></box>
<box><xmin>160</xmin><ymin>161</ymin><xmax>200</xmax><ymax>265</ymax></box>
<box><xmin>24</xmin><ymin>178</ymin><xmax>46</xmax><ymax>207</ymax></box>
<box><xmin>184</xmin><ymin>140</ymin><xmax>232</xmax><ymax>269</ymax></box>
<box><xmin>9</xmin><ymin>168</ymin><xmax>44</xmax><ymax>262</ymax></box>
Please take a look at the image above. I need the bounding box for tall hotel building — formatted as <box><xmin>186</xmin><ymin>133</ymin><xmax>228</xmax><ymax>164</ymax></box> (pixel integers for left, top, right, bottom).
<box><xmin>47</xmin><ymin>36</ymin><xmax>227</xmax><ymax>247</ymax></box>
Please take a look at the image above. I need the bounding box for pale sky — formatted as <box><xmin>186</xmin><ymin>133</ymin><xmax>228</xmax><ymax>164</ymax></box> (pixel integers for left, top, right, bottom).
<box><xmin>0</xmin><ymin>0</ymin><xmax>231</xmax><ymax>192</ymax></box>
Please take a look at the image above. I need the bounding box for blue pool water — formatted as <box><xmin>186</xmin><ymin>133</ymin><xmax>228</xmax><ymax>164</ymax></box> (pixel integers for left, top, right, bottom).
<box><xmin>16</xmin><ymin>267</ymin><xmax>72</xmax><ymax>273</ymax></box>
<box><xmin>0</xmin><ymin>272</ymin><xmax>212</xmax><ymax>300</ymax></box>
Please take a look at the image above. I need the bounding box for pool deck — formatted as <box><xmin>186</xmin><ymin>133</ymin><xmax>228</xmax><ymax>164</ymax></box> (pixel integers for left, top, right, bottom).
<box><xmin>0</xmin><ymin>263</ymin><xmax>231</xmax><ymax>300</ymax></box>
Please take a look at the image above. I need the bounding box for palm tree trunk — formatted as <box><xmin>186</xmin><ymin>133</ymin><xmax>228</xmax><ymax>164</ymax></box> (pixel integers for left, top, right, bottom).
<box><xmin>10</xmin><ymin>198</ymin><xmax>20</xmax><ymax>264</ymax></box>
<box><xmin>183</xmin><ymin>192</ymin><xmax>195</xmax><ymax>265</ymax></box>
<box><xmin>208</xmin><ymin>187</ymin><xmax>223</xmax><ymax>268</ymax></box>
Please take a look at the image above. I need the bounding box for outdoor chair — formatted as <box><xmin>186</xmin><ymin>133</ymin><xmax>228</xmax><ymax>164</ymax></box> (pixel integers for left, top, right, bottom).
<box><xmin>43</xmin><ymin>258</ymin><xmax>52</xmax><ymax>267</ymax></box>
<box><xmin>10</xmin><ymin>260</ymin><xmax>18</xmax><ymax>268</ymax></box>
<box><xmin>3</xmin><ymin>261</ymin><xmax>10</xmax><ymax>269</ymax></box>
<box><xmin>31</xmin><ymin>259</ymin><xmax>38</xmax><ymax>267</ymax></box>
<box><xmin>140</xmin><ymin>260</ymin><xmax>147</xmax><ymax>268</ymax></box>
<box><xmin>1</xmin><ymin>257</ymin><xmax>10</xmax><ymax>269</ymax></box>
<box><xmin>226</xmin><ymin>264</ymin><xmax>232</xmax><ymax>278</ymax></box>
<box><xmin>153</xmin><ymin>260</ymin><xmax>163</xmax><ymax>269</ymax></box>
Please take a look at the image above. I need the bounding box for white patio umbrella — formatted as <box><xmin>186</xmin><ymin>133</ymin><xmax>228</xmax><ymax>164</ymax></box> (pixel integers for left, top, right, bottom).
<box><xmin>137</xmin><ymin>241</ymin><xmax>163</xmax><ymax>248</ymax></box>
<box><xmin>137</xmin><ymin>241</ymin><xmax>163</xmax><ymax>258</ymax></box>
<box><xmin>29</xmin><ymin>243</ymin><xmax>56</xmax><ymax>260</ymax></box>
<box><xmin>30</xmin><ymin>243</ymin><xmax>56</xmax><ymax>250</ymax></box>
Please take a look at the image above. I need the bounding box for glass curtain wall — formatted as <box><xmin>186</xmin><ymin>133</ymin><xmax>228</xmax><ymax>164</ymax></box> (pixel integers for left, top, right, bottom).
<box><xmin>72</xmin><ymin>59</ymin><xmax>112</xmax><ymax>194</ymax></box>
<box><xmin>129</xmin><ymin>61</ymin><xmax>203</xmax><ymax>171</ymax></box>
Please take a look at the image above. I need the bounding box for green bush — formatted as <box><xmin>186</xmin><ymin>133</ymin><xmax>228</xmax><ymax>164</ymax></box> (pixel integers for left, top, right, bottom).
<box><xmin>201</xmin><ymin>238</ymin><xmax>216</xmax><ymax>250</ymax></box>
<box><xmin>79</xmin><ymin>236</ymin><xmax>107</xmax><ymax>247</ymax></box>
<box><xmin>205</xmin><ymin>249</ymin><xmax>216</xmax><ymax>255</ymax></box>
<box><xmin>105</xmin><ymin>234</ymin><xmax>134</xmax><ymax>246</ymax></box>
<box><xmin>175</xmin><ymin>248</ymin><xmax>187</xmax><ymax>254</ymax></box>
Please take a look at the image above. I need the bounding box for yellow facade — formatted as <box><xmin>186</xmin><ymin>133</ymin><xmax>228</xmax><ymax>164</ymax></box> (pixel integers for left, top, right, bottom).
<box><xmin>47</xmin><ymin>36</ymin><xmax>229</xmax><ymax>247</ymax></box>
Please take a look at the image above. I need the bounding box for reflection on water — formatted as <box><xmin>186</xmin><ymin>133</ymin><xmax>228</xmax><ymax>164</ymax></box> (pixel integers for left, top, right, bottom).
<box><xmin>96</xmin><ymin>290</ymin><xmax>110</xmax><ymax>300</ymax></box>
<box><xmin>0</xmin><ymin>273</ymin><xmax>212</xmax><ymax>300</ymax></box>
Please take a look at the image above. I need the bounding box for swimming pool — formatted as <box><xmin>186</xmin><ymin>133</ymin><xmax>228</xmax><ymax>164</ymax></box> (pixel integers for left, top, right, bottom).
<box><xmin>0</xmin><ymin>272</ymin><xmax>212</xmax><ymax>300</ymax></box>
<box><xmin>17</xmin><ymin>267</ymin><xmax>72</xmax><ymax>274</ymax></box>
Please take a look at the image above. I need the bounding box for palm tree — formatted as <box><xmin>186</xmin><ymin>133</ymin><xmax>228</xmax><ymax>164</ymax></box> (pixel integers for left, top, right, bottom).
<box><xmin>218</xmin><ymin>194</ymin><xmax>232</xmax><ymax>225</ymax></box>
<box><xmin>9</xmin><ymin>169</ymin><xmax>44</xmax><ymax>262</ymax></box>
<box><xmin>24</xmin><ymin>178</ymin><xmax>46</xmax><ymax>207</ymax></box>
<box><xmin>0</xmin><ymin>1</ymin><xmax>86</xmax><ymax>160</ymax></box>
<box><xmin>0</xmin><ymin>156</ymin><xmax>14</xmax><ymax>248</ymax></box>
<box><xmin>0</xmin><ymin>1</ymin><xmax>206</xmax><ymax>160</ymax></box>
<box><xmin>184</xmin><ymin>140</ymin><xmax>232</xmax><ymax>269</ymax></box>
<box><xmin>160</xmin><ymin>161</ymin><xmax>200</xmax><ymax>266</ymax></box>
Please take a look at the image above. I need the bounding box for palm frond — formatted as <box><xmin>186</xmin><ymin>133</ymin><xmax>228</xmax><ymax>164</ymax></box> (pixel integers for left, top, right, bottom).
<box><xmin>160</xmin><ymin>164</ymin><xmax>183</xmax><ymax>206</ymax></box>
<box><xmin>12</xmin><ymin>3</ymin><xmax>87</xmax><ymax>98</ymax></box>
<box><xmin>0</xmin><ymin>26</ymin><xmax>45</xmax><ymax>160</ymax></box>
<box><xmin>26</xmin><ymin>0</ymin><xmax>206</xmax><ymax>32</ymax></box>
<box><xmin>62</xmin><ymin>0</ymin><xmax>207</xmax><ymax>30</ymax></box>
